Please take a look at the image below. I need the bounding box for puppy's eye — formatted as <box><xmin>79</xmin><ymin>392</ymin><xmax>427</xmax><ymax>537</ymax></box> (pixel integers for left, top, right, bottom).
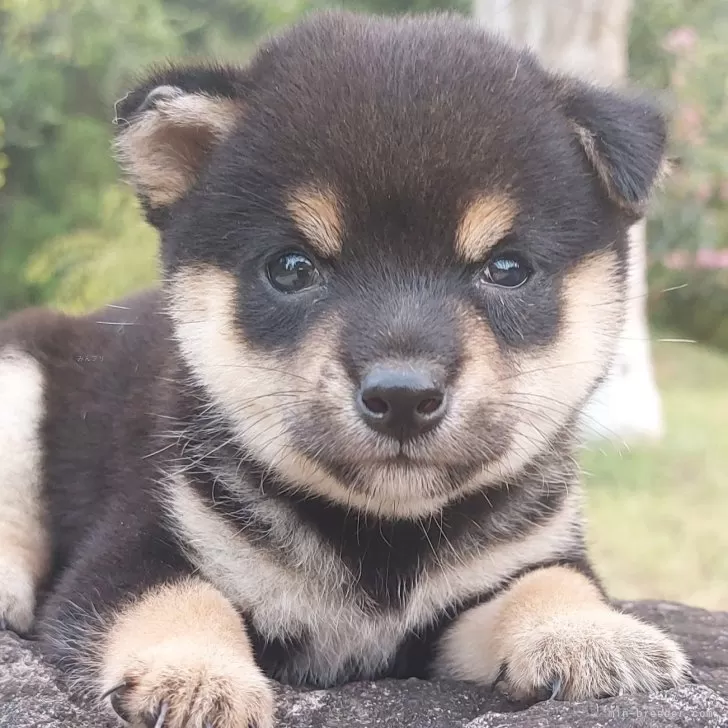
<box><xmin>266</xmin><ymin>251</ymin><xmax>320</xmax><ymax>293</ymax></box>
<box><xmin>481</xmin><ymin>254</ymin><xmax>531</xmax><ymax>288</ymax></box>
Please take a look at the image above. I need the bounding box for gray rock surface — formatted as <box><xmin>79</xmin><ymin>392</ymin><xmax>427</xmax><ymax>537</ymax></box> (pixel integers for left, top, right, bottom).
<box><xmin>1</xmin><ymin>601</ymin><xmax>726</xmax><ymax>728</ymax></box>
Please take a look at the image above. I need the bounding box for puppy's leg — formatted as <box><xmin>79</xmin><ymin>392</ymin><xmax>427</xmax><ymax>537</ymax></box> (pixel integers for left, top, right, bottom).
<box><xmin>100</xmin><ymin>578</ymin><xmax>273</xmax><ymax>728</ymax></box>
<box><xmin>0</xmin><ymin>348</ymin><xmax>49</xmax><ymax>633</ymax></box>
<box><xmin>434</xmin><ymin>565</ymin><xmax>689</xmax><ymax>701</ymax></box>
<box><xmin>40</xmin><ymin>514</ymin><xmax>274</xmax><ymax>728</ymax></box>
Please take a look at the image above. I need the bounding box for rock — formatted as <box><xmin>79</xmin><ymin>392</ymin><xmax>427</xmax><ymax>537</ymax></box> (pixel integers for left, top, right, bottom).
<box><xmin>1</xmin><ymin>601</ymin><xmax>726</xmax><ymax>728</ymax></box>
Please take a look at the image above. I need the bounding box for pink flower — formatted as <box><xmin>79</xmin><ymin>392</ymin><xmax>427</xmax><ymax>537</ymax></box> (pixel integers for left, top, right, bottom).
<box><xmin>664</xmin><ymin>250</ymin><xmax>689</xmax><ymax>269</ymax></box>
<box><xmin>662</xmin><ymin>250</ymin><xmax>728</xmax><ymax>270</ymax></box>
<box><xmin>676</xmin><ymin>104</ymin><xmax>704</xmax><ymax>145</ymax></box>
<box><xmin>662</xmin><ymin>26</ymin><xmax>699</xmax><ymax>55</ymax></box>
<box><xmin>694</xmin><ymin>180</ymin><xmax>713</xmax><ymax>203</ymax></box>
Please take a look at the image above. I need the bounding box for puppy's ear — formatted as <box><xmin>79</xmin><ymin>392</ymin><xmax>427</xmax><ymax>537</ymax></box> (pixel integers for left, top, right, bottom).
<box><xmin>114</xmin><ymin>65</ymin><xmax>246</xmax><ymax>226</ymax></box>
<box><xmin>551</xmin><ymin>77</ymin><xmax>668</xmax><ymax>218</ymax></box>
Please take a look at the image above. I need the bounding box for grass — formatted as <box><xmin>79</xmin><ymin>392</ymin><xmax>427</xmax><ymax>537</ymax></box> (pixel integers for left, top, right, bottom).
<box><xmin>583</xmin><ymin>336</ymin><xmax>728</xmax><ymax>611</ymax></box>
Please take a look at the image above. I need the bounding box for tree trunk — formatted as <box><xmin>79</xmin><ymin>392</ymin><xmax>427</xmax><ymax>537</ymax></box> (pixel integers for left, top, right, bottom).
<box><xmin>474</xmin><ymin>0</ymin><xmax>663</xmax><ymax>442</ymax></box>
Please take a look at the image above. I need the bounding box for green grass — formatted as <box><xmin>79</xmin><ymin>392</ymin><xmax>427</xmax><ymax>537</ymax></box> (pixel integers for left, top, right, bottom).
<box><xmin>583</xmin><ymin>337</ymin><xmax>728</xmax><ymax>611</ymax></box>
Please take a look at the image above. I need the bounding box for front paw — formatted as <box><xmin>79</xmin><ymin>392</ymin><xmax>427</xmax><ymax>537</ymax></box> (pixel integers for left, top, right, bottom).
<box><xmin>500</xmin><ymin>609</ymin><xmax>690</xmax><ymax>702</ymax></box>
<box><xmin>102</xmin><ymin>639</ymin><xmax>274</xmax><ymax>728</ymax></box>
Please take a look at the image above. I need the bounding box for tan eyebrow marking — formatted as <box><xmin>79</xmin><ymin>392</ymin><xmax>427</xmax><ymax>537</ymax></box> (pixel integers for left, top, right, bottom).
<box><xmin>455</xmin><ymin>194</ymin><xmax>518</xmax><ymax>263</ymax></box>
<box><xmin>287</xmin><ymin>186</ymin><xmax>343</xmax><ymax>258</ymax></box>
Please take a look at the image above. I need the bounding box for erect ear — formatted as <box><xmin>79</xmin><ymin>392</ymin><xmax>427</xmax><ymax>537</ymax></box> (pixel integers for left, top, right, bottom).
<box><xmin>551</xmin><ymin>76</ymin><xmax>669</xmax><ymax>218</ymax></box>
<box><xmin>114</xmin><ymin>65</ymin><xmax>246</xmax><ymax>226</ymax></box>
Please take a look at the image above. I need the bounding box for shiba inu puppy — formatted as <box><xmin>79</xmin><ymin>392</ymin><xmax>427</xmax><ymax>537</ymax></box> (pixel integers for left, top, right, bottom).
<box><xmin>0</xmin><ymin>11</ymin><xmax>688</xmax><ymax>728</ymax></box>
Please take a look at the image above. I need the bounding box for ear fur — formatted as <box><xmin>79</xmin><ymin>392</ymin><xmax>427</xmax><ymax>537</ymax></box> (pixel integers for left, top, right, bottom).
<box><xmin>114</xmin><ymin>65</ymin><xmax>246</xmax><ymax>226</ymax></box>
<box><xmin>551</xmin><ymin>77</ymin><xmax>669</xmax><ymax>217</ymax></box>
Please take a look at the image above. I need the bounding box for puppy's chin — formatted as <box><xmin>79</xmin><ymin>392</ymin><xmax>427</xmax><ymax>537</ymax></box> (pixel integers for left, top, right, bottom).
<box><xmin>275</xmin><ymin>437</ymin><xmax>492</xmax><ymax>518</ymax></box>
<box><xmin>312</xmin><ymin>461</ymin><xmax>473</xmax><ymax>518</ymax></box>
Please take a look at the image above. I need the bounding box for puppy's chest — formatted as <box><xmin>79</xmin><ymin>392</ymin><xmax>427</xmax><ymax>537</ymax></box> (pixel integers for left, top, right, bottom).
<box><xmin>168</xmin><ymin>484</ymin><xmax>469</xmax><ymax>685</ymax></box>
<box><xmin>180</xmin><ymin>531</ymin><xmax>440</xmax><ymax>684</ymax></box>
<box><xmin>168</xmin><ymin>477</ymin><xmax>579</xmax><ymax>686</ymax></box>
<box><xmin>242</xmin><ymin>567</ymin><xmax>422</xmax><ymax>686</ymax></box>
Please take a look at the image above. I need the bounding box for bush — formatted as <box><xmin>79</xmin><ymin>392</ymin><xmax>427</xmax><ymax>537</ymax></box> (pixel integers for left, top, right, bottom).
<box><xmin>649</xmin><ymin>264</ymin><xmax>728</xmax><ymax>351</ymax></box>
<box><xmin>630</xmin><ymin>0</ymin><xmax>728</xmax><ymax>257</ymax></box>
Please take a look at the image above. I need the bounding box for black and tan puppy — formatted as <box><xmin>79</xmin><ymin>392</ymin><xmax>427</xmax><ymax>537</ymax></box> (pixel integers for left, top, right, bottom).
<box><xmin>0</xmin><ymin>11</ymin><xmax>687</xmax><ymax>728</ymax></box>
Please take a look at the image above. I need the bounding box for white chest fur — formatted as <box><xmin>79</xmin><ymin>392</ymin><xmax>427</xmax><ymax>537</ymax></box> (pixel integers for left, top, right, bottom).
<box><xmin>166</xmin><ymin>477</ymin><xmax>581</xmax><ymax>685</ymax></box>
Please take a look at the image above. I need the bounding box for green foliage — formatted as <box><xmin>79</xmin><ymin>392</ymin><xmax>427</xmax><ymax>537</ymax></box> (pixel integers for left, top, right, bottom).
<box><xmin>0</xmin><ymin>0</ymin><xmax>183</xmax><ymax>315</ymax></box>
<box><xmin>649</xmin><ymin>264</ymin><xmax>728</xmax><ymax>352</ymax></box>
<box><xmin>25</xmin><ymin>186</ymin><xmax>159</xmax><ymax>314</ymax></box>
<box><xmin>630</xmin><ymin>0</ymin><xmax>728</xmax><ymax>255</ymax></box>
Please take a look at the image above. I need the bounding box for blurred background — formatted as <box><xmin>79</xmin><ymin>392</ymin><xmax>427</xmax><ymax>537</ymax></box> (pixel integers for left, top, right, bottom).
<box><xmin>0</xmin><ymin>0</ymin><xmax>726</xmax><ymax>609</ymax></box>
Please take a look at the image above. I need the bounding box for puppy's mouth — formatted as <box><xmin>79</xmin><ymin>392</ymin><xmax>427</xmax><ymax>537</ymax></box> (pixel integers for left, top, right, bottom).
<box><xmin>374</xmin><ymin>448</ymin><xmax>425</xmax><ymax>467</ymax></box>
<box><xmin>292</xmin><ymin>415</ymin><xmax>509</xmax><ymax>474</ymax></box>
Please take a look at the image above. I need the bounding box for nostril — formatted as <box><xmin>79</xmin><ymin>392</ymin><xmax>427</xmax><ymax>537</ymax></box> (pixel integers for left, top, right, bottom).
<box><xmin>416</xmin><ymin>395</ymin><xmax>444</xmax><ymax>417</ymax></box>
<box><xmin>360</xmin><ymin>394</ymin><xmax>390</xmax><ymax>417</ymax></box>
<box><xmin>357</xmin><ymin>366</ymin><xmax>447</xmax><ymax>438</ymax></box>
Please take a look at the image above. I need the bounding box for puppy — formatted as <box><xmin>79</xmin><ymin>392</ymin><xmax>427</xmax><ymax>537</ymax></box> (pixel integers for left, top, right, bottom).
<box><xmin>0</xmin><ymin>11</ymin><xmax>688</xmax><ymax>728</ymax></box>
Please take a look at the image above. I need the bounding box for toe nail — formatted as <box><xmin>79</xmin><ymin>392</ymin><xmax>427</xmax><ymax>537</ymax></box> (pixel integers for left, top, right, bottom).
<box><xmin>100</xmin><ymin>681</ymin><xmax>128</xmax><ymax>701</ymax></box>
<box><xmin>109</xmin><ymin>691</ymin><xmax>132</xmax><ymax>724</ymax></box>
<box><xmin>152</xmin><ymin>701</ymin><xmax>169</xmax><ymax>728</ymax></box>
<box><xmin>490</xmin><ymin>663</ymin><xmax>507</xmax><ymax>692</ymax></box>
<box><xmin>549</xmin><ymin>678</ymin><xmax>562</xmax><ymax>701</ymax></box>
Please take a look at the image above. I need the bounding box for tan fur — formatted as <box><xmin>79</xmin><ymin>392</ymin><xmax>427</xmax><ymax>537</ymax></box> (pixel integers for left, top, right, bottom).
<box><xmin>435</xmin><ymin>565</ymin><xmax>688</xmax><ymax>700</ymax></box>
<box><xmin>480</xmin><ymin>249</ymin><xmax>623</xmax><ymax>485</ymax></box>
<box><xmin>575</xmin><ymin>124</ymin><xmax>621</xmax><ymax>209</ymax></box>
<box><xmin>101</xmin><ymin>578</ymin><xmax>273</xmax><ymax>728</ymax></box>
<box><xmin>168</xmin><ymin>265</ymin><xmax>472</xmax><ymax>518</ymax></box>
<box><xmin>115</xmin><ymin>88</ymin><xmax>242</xmax><ymax>207</ymax></box>
<box><xmin>455</xmin><ymin>194</ymin><xmax>518</xmax><ymax>263</ymax></box>
<box><xmin>168</xmin><ymin>250</ymin><xmax>621</xmax><ymax>516</ymax></box>
<box><xmin>0</xmin><ymin>349</ymin><xmax>49</xmax><ymax>632</ymax></box>
<box><xmin>165</xmin><ymin>473</ymin><xmax>583</xmax><ymax>686</ymax></box>
<box><xmin>419</xmin><ymin>249</ymin><xmax>622</xmax><ymax>496</ymax></box>
<box><xmin>287</xmin><ymin>185</ymin><xmax>344</xmax><ymax>258</ymax></box>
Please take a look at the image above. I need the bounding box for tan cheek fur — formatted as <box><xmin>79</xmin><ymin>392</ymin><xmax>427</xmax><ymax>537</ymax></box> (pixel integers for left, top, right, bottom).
<box><xmin>0</xmin><ymin>348</ymin><xmax>49</xmax><ymax>633</ymax></box>
<box><xmin>168</xmin><ymin>267</ymin><xmax>355</xmax><ymax>507</ymax></box>
<box><xmin>168</xmin><ymin>266</ymin><xmax>461</xmax><ymax>518</ymax></box>
<box><xmin>168</xmin><ymin>265</ymin><xmax>295</xmax><ymax>468</ymax></box>
<box><xmin>102</xmin><ymin>578</ymin><xmax>273</xmax><ymax>728</ymax></box>
<box><xmin>436</xmin><ymin>250</ymin><xmax>621</xmax><ymax>495</ymax></box>
<box><xmin>435</xmin><ymin>565</ymin><xmax>689</xmax><ymax>701</ymax></box>
<box><xmin>484</xmin><ymin>250</ymin><xmax>623</xmax><ymax>484</ymax></box>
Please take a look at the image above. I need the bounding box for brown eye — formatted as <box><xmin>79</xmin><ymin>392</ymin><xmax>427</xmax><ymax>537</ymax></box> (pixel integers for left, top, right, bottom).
<box><xmin>266</xmin><ymin>251</ymin><xmax>320</xmax><ymax>293</ymax></box>
<box><xmin>482</xmin><ymin>254</ymin><xmax>531</xmax><ymax>288</ymax></box>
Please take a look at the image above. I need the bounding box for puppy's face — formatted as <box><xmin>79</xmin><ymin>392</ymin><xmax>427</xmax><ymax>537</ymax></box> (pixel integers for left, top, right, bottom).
<box><xmin>117</xmin><ymin>13</ymin><xmax>666</xmax><ymax>517</ymax></box>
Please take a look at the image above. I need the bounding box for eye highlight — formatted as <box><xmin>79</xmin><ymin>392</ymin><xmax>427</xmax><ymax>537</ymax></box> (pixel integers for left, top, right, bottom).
<box><xmin>481</xmin><ymin>254</ymin><xmax>531</xmax><ymax>288</ymax></box>
<box><xmin>266</xmin><ymin>251</ymin><xmax>320</xmax><ymax>293</ymax></box>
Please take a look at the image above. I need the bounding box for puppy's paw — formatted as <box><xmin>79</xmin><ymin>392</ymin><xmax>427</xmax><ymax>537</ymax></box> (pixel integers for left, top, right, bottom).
<box><xmin>102</xmin><ymin>639</ymin><xmax>274</xmax><ymax>728</ymax></box>
<box><xmin>0</xmin><ymin>562</ymin><xmax>36</xmax><ymax>633</ymax></box>
<box><xmin>500</xmin><ymin>608</ymin><xmax>690</xmax><ymax>702</ymax></box>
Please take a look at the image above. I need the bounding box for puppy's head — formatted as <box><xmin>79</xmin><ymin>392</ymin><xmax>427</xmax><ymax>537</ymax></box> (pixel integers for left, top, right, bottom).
<box><xmin>116</xmin><ymin>13</ymin><xmax>667</xmax><ymax>518</ymax></box>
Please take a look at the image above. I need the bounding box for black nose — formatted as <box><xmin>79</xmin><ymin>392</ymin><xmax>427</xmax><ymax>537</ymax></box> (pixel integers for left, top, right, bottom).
<box><xmin>357</xmin><ymin>366</ymin><xmax>447</xmax><ymax>440</ymax></box>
